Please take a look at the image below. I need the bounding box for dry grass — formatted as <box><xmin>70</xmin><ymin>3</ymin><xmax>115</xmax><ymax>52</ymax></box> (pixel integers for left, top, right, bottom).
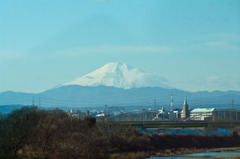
<box><xmin>182</xmin><ymin>158</ymin><xmax>208</xmax><ymax>159</ymax></box>
<box><xmin>214</xmin><ymin>154</ymin><xmax>240</xmax><ymax>159</ymax></box>
<box><xmin>112</xmin><ymin>147</ymin><xmax>240</xmax><ymax>159</ymax></box>
<box><xmin>109</xmin><ymin>151</ymin><xmax>151</xmax><ymax>159</ymax></box>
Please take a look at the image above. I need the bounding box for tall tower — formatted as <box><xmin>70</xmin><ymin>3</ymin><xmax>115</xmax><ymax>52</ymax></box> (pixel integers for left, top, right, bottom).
<box><xmin>183</xmin><ymin>99</ymin><xmax>189</xmax><ymax>119</ymax></box>
<box><xmin>170</xmin><ymin>92</ymin><xmax>173</xmax><ymax>111</ymax></box>
<box><xmin>154</xmin><ymin>97</ymin><xmax>156</xmax><ymax>111</ymax></box>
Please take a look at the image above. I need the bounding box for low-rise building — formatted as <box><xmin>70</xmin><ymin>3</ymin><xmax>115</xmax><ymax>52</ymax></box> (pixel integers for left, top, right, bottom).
<box><xmin>173</xmin><ymin>109</ymin><xmax>181</xmax><ymax>119</ymax></box>
<box><xmin>212</xmin><ymin>109</ymin><xmax>240</xmax><ymax>121</ymax></box>
<box><xmin>190</xmin><ymin>108</ymin><xmax>215</xmax><ymax>121</ymax></box>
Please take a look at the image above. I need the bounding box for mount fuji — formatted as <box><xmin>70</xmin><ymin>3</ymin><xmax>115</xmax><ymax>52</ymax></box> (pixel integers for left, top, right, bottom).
<box><xmin>63</xmin><ymin>62</ymin><xmax>171</xmax><ymax>89</ymax></box>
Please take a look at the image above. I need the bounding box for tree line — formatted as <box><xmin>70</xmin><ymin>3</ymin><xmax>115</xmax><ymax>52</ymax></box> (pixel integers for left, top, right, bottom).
<box><xmin>0</xmin><ymin>106</ymin><xmax>240</xmax><ymax>159</ymax></box>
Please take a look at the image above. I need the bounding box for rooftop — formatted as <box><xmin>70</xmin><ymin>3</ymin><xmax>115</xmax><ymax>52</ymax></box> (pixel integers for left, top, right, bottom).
<box><xmin>191</xmin><ymin>108</ymin><xmax>215</xmax><ymax>112</ymax></box>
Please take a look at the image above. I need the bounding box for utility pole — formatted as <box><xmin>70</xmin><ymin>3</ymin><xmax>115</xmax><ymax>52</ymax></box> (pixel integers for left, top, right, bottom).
<box><xmin>154</xmin><ymin>97</ymin><xmax>156</xmax><ymax>111</ymax></box>
<box><xmin>224</xmin><ymin>109</ymin><xmax>226</xmax><ymax>121</ymax></box>
<box><xmin>231</xmin><ymin>98</ymin><xmax>234</xmax><ymax>121</ymax></box>
<box><xmin>237</xmin><ymin>110</ymin><xmax>238</xmax><ymax>121</ymax></box>
<box><xmin>230</xmin><ymin>109</ymin><xmax>231</xmax><ymax>121</ymax></box>
<box><xmin>158</xmin><ymin>96</ymin><xmax>161</xmax><ymax>111</ymax></box>
<box><xmin>232</xmin><ymin>98</ymin><xmax>237</xmax><ymax>121</ymax></box>
<box><xmin>38</xmin><ymin>96</ymin><xmax>41</xmax><ymax>107</ymax></box>
<box><xmin>32</xmin><ymin>97</ymin><xmax>35</xmax><ymax>106</ymax></box>
<box><xmin>142</xmin><ymin>105</ymin><xmax>144</xmax><ymax>127</ymax></box>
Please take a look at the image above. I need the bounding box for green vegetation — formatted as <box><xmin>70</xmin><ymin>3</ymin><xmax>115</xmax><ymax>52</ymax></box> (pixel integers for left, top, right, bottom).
<box><xmin>208</xmin><ymin>120</ymin><xmax>240</xmax><ymax>129</ymax></box>
<box><xmin>1</xmin><ymin>107</ymin><xmax>240</xmax><ymax>159</ymax></box>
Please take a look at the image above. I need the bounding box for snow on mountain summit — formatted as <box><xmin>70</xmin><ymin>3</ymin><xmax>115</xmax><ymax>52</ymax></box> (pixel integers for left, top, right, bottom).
<box><xmin>63</xmin><ymin>62</ymin><xmax>171</xmax><ymax>89</ymax></box>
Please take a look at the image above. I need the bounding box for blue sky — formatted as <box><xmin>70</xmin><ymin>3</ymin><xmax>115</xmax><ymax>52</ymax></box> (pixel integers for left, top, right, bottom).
<box><xmin>0</xmin><ymin>0</ymin><xmax>240</xmax><ymax>93</ymax></box>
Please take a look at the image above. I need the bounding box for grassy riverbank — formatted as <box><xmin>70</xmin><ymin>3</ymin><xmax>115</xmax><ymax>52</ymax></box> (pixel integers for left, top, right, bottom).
<box><xmin>213</xmin><ymin>154</ymin><xmax>240</xmax><ymax>159</ymax></box>
<box><xmin>109</xmin><ymin>147</ymin><xmax>240</xmax><ymax>159</ymax></box>
<box><xmin>181</xmin><ymin>148</ymin><xmax>240</xmax><ymax>159</ymax></box>
<box><xmin>183</xmin><ymin>155</ymin><xmax>240</xmax><ymax>159</ymax></box>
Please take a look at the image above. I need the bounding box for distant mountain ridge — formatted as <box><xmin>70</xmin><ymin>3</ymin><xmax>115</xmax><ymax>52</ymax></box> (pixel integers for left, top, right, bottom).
<box><xmin>0</xmin><ymin>85</ymin><xmax>239</xmax><ymax>110</ymax></box>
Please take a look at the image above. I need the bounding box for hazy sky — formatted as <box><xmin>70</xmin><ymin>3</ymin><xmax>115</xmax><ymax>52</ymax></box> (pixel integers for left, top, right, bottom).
<box><xmin>1</xmin><ymin>0</ymin><xmax>240</xmax><ymax>93</ymax></box>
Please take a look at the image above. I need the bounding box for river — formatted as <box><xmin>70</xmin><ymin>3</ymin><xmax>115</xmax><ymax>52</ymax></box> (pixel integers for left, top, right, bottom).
<box><xmin>146</xmin><ymin>151</ymin><xmax>240</xmax><ymax>159</ymax></box>
<box><xmin>138</xmin><ymin>128</ymin><xmax>232</xmax><ymax>135</ymax></box>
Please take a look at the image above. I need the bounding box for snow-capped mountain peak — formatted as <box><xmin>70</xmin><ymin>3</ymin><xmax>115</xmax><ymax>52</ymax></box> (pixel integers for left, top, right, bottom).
<box><xmin>63</xmin><ymin>62</ymin><xmax>170</xmax><ymax>89</ymax></box>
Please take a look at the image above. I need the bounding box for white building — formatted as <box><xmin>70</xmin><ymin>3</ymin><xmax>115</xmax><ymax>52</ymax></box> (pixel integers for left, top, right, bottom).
<box><xmin>190</xmin><ymin>108</ymin><xmax>216</xmax><ymax>121</ymax></box>
<box><xmin>173</xmin><ymin>109</ymin><xmax>181</xmax><ymax>119</ymax></box>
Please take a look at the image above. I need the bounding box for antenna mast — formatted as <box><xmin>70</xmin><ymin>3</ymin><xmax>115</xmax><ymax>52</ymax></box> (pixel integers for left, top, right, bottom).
<box><xmin>170</xmin><ymin>92</ymin><xmax>173</xmax><ymax>111</ymax></box>
<box><xmin>154</xmin><ymin>97</ymin><xmax>156</xmax><ymax>111</ymax></box>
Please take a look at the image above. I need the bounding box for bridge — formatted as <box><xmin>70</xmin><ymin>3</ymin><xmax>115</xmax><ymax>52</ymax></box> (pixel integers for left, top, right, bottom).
<box><xmin>106</xmin><ymin>120</ymin><xmax>240</xmax><ymax>128</ymax></box>
<box><xmin>103</xmin><ymin>110</ymin><xmax>240</xmax><ymax>128</ymax></box>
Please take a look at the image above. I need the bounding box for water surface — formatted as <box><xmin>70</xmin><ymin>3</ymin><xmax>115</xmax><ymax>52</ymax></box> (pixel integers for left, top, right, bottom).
<box><xmin>146</xmin><ymin>151</ymin><xmax>240</xmax><ymax>159</ymax></box>
<box><xmin>138</xmin><ymin>128</ymin><xmax>232</xmax><ymax>135</ymax></box>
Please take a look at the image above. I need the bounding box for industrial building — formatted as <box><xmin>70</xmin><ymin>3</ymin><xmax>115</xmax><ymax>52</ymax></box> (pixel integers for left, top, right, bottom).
<box><xmin>212</xmin><ymin>109</ymin><xmax>240</xmax><ymax>121</ymax></box>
